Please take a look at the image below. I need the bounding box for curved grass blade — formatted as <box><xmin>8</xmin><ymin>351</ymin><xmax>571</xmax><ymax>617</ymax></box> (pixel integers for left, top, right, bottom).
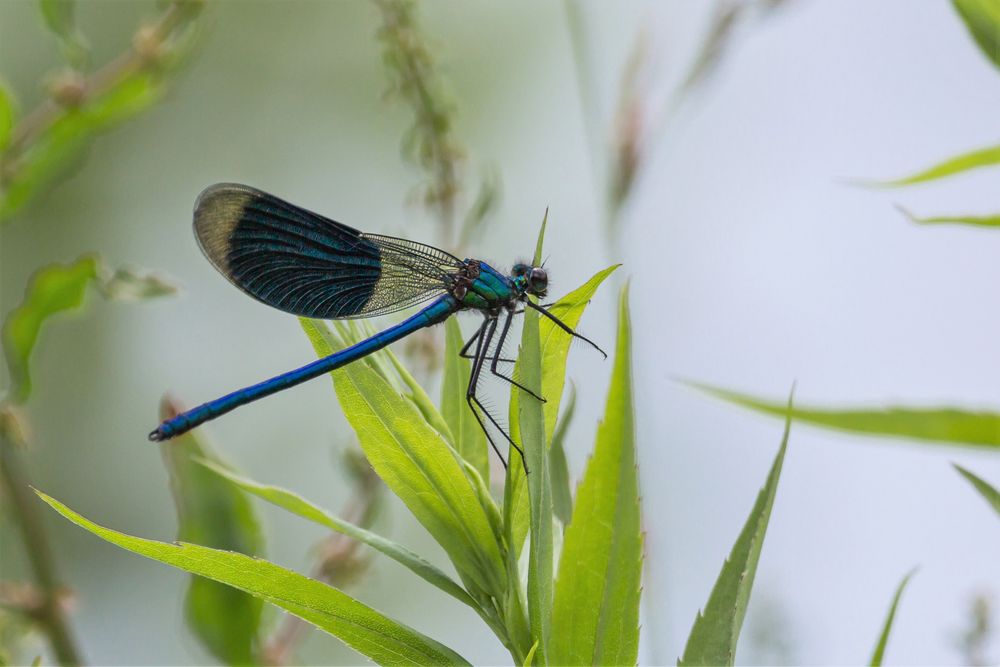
<box><xmin>679</xmin><ymin>398</ymin><xmax>791</xmax><ymax>666</ymax></box>
<box><xmin>953</xmin><ymin>464</ymin><xmax>1000</xmax><ymax>518</ymax></box>
<box><xmin>299</xmin><ymin>318</ymin><xmax>506</xmax><ymax>599</ymax></box>
<box><xmin>550</xmin><ymin>286</ymin><xmax>641</xmax><ymax>667</ymax></box>
<box><xmin>953</xmin><ymin>0</ymin><xmax>1000</xmax><ymax>72</ymax></box>
<box><xmin>897</xmin><ymin>206</ymin><xmax>1000</xmax><ymax>228</ymax></box>
<box><xmin>197</xmin><ymin>459</ymin><xmax>478</xmax><ymax>610</ymax></box>
<box><xmin>870</xmin><ymin>569</ymin><xmax>916</xmax><ymax>666</ymax></box>
<box><xmin>442</xmin><ymin>317</ymin><xmax>488</xmax><ymax>480</ymax></box>
<box><xmin>863</xmin><ymin>144</ymin><xmax>1000</xmax><ymax>187</ymax></box>
<box><xmin>159</xmin><ymin>398</ymin><xmax>263</xmax><ymax>665</ymax></box>
<box><xmin>686</xmin><ymin>382</ymin><xmax>1000</xmax><ymax>451</ymax></box>
<box><xmin>37</xmin><ymin>491</ymin><xmax>470</xmax><ymax>666</ymax></box>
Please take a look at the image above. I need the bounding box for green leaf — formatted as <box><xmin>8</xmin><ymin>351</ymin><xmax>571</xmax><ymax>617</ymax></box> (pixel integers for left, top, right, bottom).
<box><xmin>870</xmin><ymin>569</ymin><xmax>916</xmax><ymax>666</ymax></box>
<box><xmin>2</xmin><ymin>256</ymin><xmax>98</xmax><ymax>403</ymax></box>
<box><xmin>521</xmin><ymin>288</ymin><xmax>552</xmax><ymax>665</ymax></box>
<box><xmin>0</xmin><ymin>79</ymin><xmax>16</xmax><ymax>152</ymax></box>
<box><xmin>39</xmin><ymin>0</ymin><xmax>89</xmax><ymax>67</ymax></box>
<box><xmin>441</xmin><ymin>317</ymin><xmax>489</xmax><ymax>480</ymax></box>
<box><xmin>953</xmin><ymin>464</ymin><xmax>1000</xmax><ymax>518</ymax></box>
<box><xmin>550</xmin><ymin>286</ymin><xmax>641</xmax><ymax>667</ymax></box>
<box><xmin>865</xmin><ymin>144</ymin><xmax>1000</xmax><ymax>187</ymax></box>
<box><xmin>159</xmin><ymin>398</ymin><xmax>263</xmax><ymax>666</ymax></box>
<box><xmin>549</xmin><ymin>385</ymin><xmax>576</xmax><ymax>527</ymax></box>
<box><xmin>688</xmin><ymin>382</ymin><xmax>1000</xmax><ymax>451</ymax></box>
<box><xmin>507</xmin><ymin>264</ymin><xmax>619</xmax><ymax>558</ymax></box>
<box><xmin>299</xmin><ymin>318</ymin><xmax>506</xmax><ymax>599</ymax></box>
<box><xmin>953</xmin><ymin>0</ymin><xmax>1000</xmax><ymax>71</ymax></box>
<box><xmin>198</xmin><ymin>459</ymin><xmax>479</xmax><ymax>610</ymax></box>
<box><xmin>37</xmin><ymin>491</ymin><xmax>470</xmax><ymax>666</ymax></box>
<box><xmin>2</xmin><ymin>256</ymin><xmax>175</xmax><ymax>403</ymax></box>
<box><xmin>522</xmin><ymin>641</ymin><xmax>540</xmax><ymax>667</ymax></box>
<box><xmin>679</xmin><ymin>397</ymin><xmax>791</xmax><ymax>666</ymax></box>
<box><xmin>897</xmin><ymin>206</ymin><xmax>1000</xmax><ymax>228</ymax></box>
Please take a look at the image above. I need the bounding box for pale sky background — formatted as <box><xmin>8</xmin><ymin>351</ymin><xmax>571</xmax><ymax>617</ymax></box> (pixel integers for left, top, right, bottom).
<box><xmin>2</xmin><ymin>1</ymin><xmax>999</xmax><ymax>665</ymax></box>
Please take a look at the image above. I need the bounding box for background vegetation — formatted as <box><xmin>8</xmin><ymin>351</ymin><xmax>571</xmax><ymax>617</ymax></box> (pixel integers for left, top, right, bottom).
<box><xmin>2</xmin><ymin>1</ymin><xmax>999</xmax><ymax>665</ymax></box>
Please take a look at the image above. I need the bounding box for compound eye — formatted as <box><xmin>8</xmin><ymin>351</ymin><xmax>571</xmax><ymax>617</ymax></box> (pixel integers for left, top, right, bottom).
<box><xmin>529</xmin><ymin>267</ymin><xmax>548</xmax><ymax>292</ymax></box>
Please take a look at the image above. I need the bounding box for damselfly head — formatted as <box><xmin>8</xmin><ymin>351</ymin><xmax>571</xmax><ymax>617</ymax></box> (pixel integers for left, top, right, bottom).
<box><xmin>512</xmin><ymin>263</ymin><xmax>548</xmax><ymax>298</ymax></box>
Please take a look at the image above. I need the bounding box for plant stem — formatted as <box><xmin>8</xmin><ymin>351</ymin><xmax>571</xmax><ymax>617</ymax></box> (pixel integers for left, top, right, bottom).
<box><xmin>0</xmin><ymin>432</ymin><xmax>84</xmax><ymax>666</ymax></box>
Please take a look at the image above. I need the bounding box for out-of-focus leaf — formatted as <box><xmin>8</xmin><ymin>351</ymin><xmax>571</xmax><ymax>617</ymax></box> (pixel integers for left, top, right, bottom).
<box><xmin>866</xmin><ymin>145</ymin><xmax>1000</xmax><ymax>187</ymax></box>
<box><xmin>688</xmin><ymin>382</ymin><xmax>1000</xmax><ymax>451</ymax></box>
<box><xmin>2</xmin><ymin>256</ymin><xmax>97</xmax><ymax>403</ymax></box>
<box><xmin>299</xmin><ymin>318</ymin><xmax>506</xmax><ymax>599</ymax></box>
<box><xmin>953</xmin><ymin>0</ymin><xmax>1000</xmax><ymax>71</ymax></box>
<box><xmin>520</xmin><ymin>286</ymin><xmax>552</xmax><ymax>664</ymax></box>
<box><xmin>953</xmin><ymin>464</ymin><xmax>1000</xmax><ymax>518</ymax></box>
<box><xmin>870</xmin><ymin>570</ymin><xmax>916</xmax><ymax>666</ymax></box>
<box><xmin>549</xmin><ymin>385</ymin><xmax>576</xmax><ymax>527</ymax></box>
<box><xmin>2</xmin><ymin>256</ymin><xmax>174</xmax><ymax>403</ymax></box>
<box><xmin>198</xmin><ymin>459</ymin><xmax>478</xmax><ymax>610</ymax></box>
<box><xmin>98</xmin><ymin>265</ymin><xmax>179</xmax><ymax>300</ymax></box>
<box><xmin>551</xmin><ymin>286</ymin><xmax>641</xmax><ymax>667</ymax></box>
<box><xmin>159</xmin><ymin>397</ymin><xmax>263</xmax><ymax>666</ymax></box>
<box><xmin>39</xmin><ymin>0</ymin><xmax>89</xmax><ymax>67</ymax></box>
<box><xmin>898</xmin><ymin>206</ymin><xmax>1000</xmax><ymax>228</ymax></box>
<box><xmin>441</xmin><ymin>317</ymin><xmax>489</xmax><ymax>482</ymax></box>
<box><xmin>37</xmin><ymin>491</ymin><xmax>471</xmax><ymax>666</ymax></box>
<box><xmin>0</xmin><ymin>80</ymin><xmax>16</xmax><ymax>151</ymax></box>
<box><xmin>679</xmin><ymin>401</ymin><xmax>791</xmax><ymax>666</ymax></box>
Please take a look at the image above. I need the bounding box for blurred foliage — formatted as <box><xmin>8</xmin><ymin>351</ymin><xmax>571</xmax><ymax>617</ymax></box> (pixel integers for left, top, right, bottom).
<box><xmin>953</xmin><ymin>464</ymin><xmax>1000</xmax><ymax>518</ymax></box>
<box><xmin>865</xmin><ymin>0</ymin><xmax>1000</xmax><ymax>226</ymax></box>
<box><xmin>953</xmin><ymin>0</ymin><xmax>1000</xmax><ymax>72</ymax></box>
<box><xmin>0</xmin><ymin>0</ymin><xmax>203</xmax><ymax>223</ymax></box>
<box><xmin>2</xmin><ymin>255</ymin><xmax>176</xmax><ymax>405</ymax></box>
<box><xmin>159</xmin><ymin>397</ymin><xmax>264</xmax><ymax>666</ymax></box>
<box><xmin>688</xmin><ymin>381</ymin><xmax>1000</xmax><ymax>452</ymax></box>
<box><xmin>955</xmin><ymin>593</ymin><xmax>996</xmax><ymax>666</ymax></box>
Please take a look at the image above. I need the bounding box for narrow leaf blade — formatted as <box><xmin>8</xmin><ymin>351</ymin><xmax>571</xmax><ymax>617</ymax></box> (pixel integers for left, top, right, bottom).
<box><xmin>870</xmin><ymin>570</ymin><xmax>916</xmax><ymax>666</ymax></box>
<box><xmin>687</xmin><ymin>382</ymin><xmax>1000</xmax><ymax>451</ymax></box>
<box><xmin>679</xmin><ymin>400</ymin><xmax>791</xmax><ymax>666</ymax></box>
<box><xmin>897</xmin><ymin>206</ymin><xmax>1000</xmax><ymax>228</ymax></box>
<box><xmin>549</xmin><ymin>385</ymin><xmax>576</xmax><ymax>527</ymax></box>
<box><xmin>866</xmin><ymin>144</ymin><xmax>1000</xmax><ymax>187</ymax></box>
<box><xmin>37</xmin><ymin>491</ymin><xmax>470</xmax><ymax>666</ymax></box>
<box><xmin>551</xmin><ymin>285</ymin><xmax>641</xmax><ymax>667</ymax></box>
<box><xmin>441</xmin><ymin>317</ymin><xmax>489</xmax><ymax>480</ymax></box>
<box><xmin>198</xmin><ymin>459</ymin><xmax>479</xmax><ymax>610</ymax></box>
<box><xmin>953</xmin><ymin>464</ymin><xmax>1000</xmax><ymax>518</ymax></box>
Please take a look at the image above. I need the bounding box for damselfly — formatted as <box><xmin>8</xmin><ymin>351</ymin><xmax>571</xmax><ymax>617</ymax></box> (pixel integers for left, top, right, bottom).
<box><xmin>148</xmin><ymin>184</ymin><xmax>604</xmax><ymax>468</ymax></box>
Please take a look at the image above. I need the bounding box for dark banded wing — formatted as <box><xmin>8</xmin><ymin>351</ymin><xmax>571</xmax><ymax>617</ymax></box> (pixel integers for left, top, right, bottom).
<box><xmin>193</xmin><ymin>183</ymin><xmax>463</xmax><ymax>319</ymax></box>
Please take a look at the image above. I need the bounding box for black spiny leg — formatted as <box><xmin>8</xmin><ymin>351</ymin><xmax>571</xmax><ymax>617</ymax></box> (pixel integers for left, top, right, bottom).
<box><xmin>465</xmin><ymin>315</ymin><xmax>528</xmax><ymax>473</ymax></box>
<box><xmin>489</xmin><ymin>308</ymin><xmax>545</xmax><ymax>402</ymax></box>
<box><xmin>460</xmin><ymin>324</ymin><xmax>516</xmax><ymax>364</ymax></box>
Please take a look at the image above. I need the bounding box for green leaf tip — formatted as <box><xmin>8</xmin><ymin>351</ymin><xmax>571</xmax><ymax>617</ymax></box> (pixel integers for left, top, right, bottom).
<box><xmin>551</xmin><ymin>284</ymin><xmax>641</xmax><ymax>667</ymax></box>
<box><xmin>953</xmin><ymin>0</ymin><xmax>1000</xmax><ymax>72</ymax></box>
<box><xmin>34</xmin><ymin>489</ymin><xmax>471</xmax><ymax>666</ymax></box>
<box><xmin>896</xmin><ymin>205</ymin><xmax>1000</xmax><ymax>228</ymax></box>
<box><xmin>953</xmin><ymin>464</ymin><xmax>1000</xmax><ymax>518</ymax></box>
<box><xmin>679</xmin><ymin>391</ymin><xmax>791</xmax><ymax>666</ymax></box>
<box><xmin>869</xmin><ymin>569</ymin><xmax>917</xmax><ymax>666</ymax></box>
<box><xmin>685</xmin><ymin>381</ymin><xmax>1000</xmax><ymax>451</ymax></box>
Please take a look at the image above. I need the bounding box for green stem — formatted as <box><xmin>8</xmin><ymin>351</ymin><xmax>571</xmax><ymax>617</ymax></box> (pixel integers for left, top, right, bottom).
<box><xmin>0</xmin><ymin>432</ymin><xmax>84</xmax><ymax>666</ymax></box>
